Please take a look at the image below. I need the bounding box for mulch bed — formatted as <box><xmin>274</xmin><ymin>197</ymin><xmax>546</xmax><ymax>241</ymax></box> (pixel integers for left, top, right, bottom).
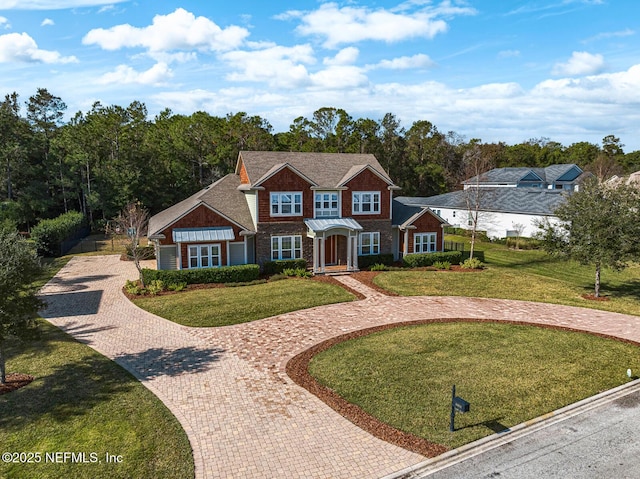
<box><xmin>0</xmin><ymin>373</ymin><xmax>34</xmax><ymax>395</ymax></box>
<box><xmin>582</xmin><ymin>294</ymin><xmax>610</xmax><ymax>301</ymax></box>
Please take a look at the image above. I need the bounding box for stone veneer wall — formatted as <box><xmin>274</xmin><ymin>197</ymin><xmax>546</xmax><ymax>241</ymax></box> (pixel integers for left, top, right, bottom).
<box><xmin>357</xmin><ymin>218</ymin><xmax>393</xmax><ymax>256</ymax></box>
<box><xmin>255</xmin><ymin>222</ymin><xmax>313</xmax><ymax>267</ymax></box>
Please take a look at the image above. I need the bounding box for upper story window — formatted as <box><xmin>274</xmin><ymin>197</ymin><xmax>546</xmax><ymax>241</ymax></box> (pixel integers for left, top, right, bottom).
<box><xmin>271</xmin><ymin>192</ymin><xmax>302</xmax><ymax>216</ymax></box>
<box><xmin>352</xmin><ymin>191</ymin><xmax>380</xmax><ymax>215</ymax></box>
<box><xmin>315</xmin><ymin>191</ymin><xmax>339</xmax><ymax>218</ymax></box>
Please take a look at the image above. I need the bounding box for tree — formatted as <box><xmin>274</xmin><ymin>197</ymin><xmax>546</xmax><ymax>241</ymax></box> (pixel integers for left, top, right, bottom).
<box><xmin>460</xmin><ymin>143</ymin><xmax>494</xmax><ymax>260</ymax></box>
<box><xmin>537</xmin><ymin>179</ymin><xmax>640</xmax><ymax>297</ymax></box>
<box><xmin>0</xmin><ymin>227</ymin><xmax>43</xmax><ymax>384</ymax></box>
<box><xmin>107</xmin><ymin>202</ymin><xmax>151</xmax><ymax>287</ymax></box>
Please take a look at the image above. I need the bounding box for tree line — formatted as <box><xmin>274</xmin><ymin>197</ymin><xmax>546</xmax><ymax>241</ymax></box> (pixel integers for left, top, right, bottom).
<box><xmin>2</xmin><ymin>88</ymin><xmax>639</xmax><ymax>231</ymax></box>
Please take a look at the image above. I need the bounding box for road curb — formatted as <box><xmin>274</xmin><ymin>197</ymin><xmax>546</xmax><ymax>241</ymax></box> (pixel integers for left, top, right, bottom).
<box><xmin>383</xmin><ymin>378</ymin><xmax>640</xmax><ymax>479</ymax></box>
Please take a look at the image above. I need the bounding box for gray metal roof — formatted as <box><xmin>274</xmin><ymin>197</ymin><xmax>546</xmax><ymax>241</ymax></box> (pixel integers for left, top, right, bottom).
<box><xmin>238</xmin><ymin>151</ymin><xmax>394</xmax><ymax>189</ymax></box>
<box><xmin>304</xmin><ymin>217</ymin><xmax>363</xmax><ymax>232</ymax></box>
<box><xmin>172</xmin><ymin>227</ymin><xmax>235</xmax><ymax>243</ymax></box>
<box><xmin>396</xmin><ymin>188</ymin><xmax>570</xmax><ymax>216</ymax></box>
<box><xmin>148</xmin><ymin>174</ymin><xmax>255</xmax><ymax>237</ymax></box>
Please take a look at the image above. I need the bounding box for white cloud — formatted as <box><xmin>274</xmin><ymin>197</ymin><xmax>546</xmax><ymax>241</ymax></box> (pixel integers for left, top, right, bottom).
<box><xmin>221</xmin><ymin>44</ymin><xmax>316</xmax><ymax>88</ymax></box>
<box><xmin>0</xmin><ymin>16</ymin><xmax>10</xmax><ymax>29</ymax></box>
<box><xmin>283</xmin><ymin>2</ymin><xmax>475</xmax><ymax>48</ymax></box>
<box><xmin>82</xmin><ymin>8</ymin><xmax>249</xmax><ymax>54</ymax></box>
<box><xmin>552</xmin><ymin>51</ymin><xmax>605</xmax><ymax>76</ymax></box>
<box><xmin>41</xmin><ymin>18</ymin><xmax>55</xmax><ymax>26</ymax></box>
<box><xmin>583</xmin><ymin>28</ymin><xmax>635</xmax><ymax>43</ymax></box>
<box><xmin>498</xmin><ymin>50</ymin><xmax>520</xmax><ymax>59</ymax></box>
<box><xmin>0</xmin><ymin>32</ymin><xmax>78</xmax><ymax>63</ymax></box>
<box><xmin>0</xmin><ymin>0</ymin><xmax>127</xmax><ymax>9</ymax></box>
<box><xmin>323</xmin><ymin>47</ymin><xmax>359</xmax><ymax>66</ymax></box>
<box><xmin>371</xmin><ymin>53</ymin><xmax>435</xmax><ymax>70</ymax></box>
<box><xmin>309</xmin><ymin>65</ymin><xmax>369</xmax><ymax>89</ymax></box>
<box><xmin>96</xmin><ymin>62</ymin><xmax>173</xmax><ymax>86</ymax></box>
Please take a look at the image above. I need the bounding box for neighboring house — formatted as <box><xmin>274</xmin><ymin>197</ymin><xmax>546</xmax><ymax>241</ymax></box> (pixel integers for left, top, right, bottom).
<box><xmin>148</xmin><ymin>151</ymin><xmax>448</xmax><ymax>273</ymax></box>
<box><xmin>406</xmin><ymin>164</ymin><xmax>590</xmax><ymax>239</ymax></box>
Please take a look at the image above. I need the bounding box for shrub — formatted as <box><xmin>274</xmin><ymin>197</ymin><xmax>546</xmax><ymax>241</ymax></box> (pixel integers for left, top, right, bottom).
<box><xmin>124</xmin><ymin>279</ymin><xmax>145</xmax><ymax>295</ymax></box>
<box><xmin>403</xmin><ymin>251</ymin><xmax>462</xmax><ymax>268</ymax></box>
<box><xmin>262</xmin><ymin>259</ymin><xmax>308</xmax><ymax>275</ymax></box>
<box><xmin>141</xmin><ymin>264</ymin><xmax>260</xmax><ymax>285</ymax></box>
<box><xmin>166</xmin><ymin>281</ymin><xmax>187</xmax><ymax>292</ymax></box>
<box><xmin>433</xmin><ymin>261</ymin><xmax>451</xmax><ymax>270</ymax></box>
<box><xmin>370</xmin><ymin>263</ymin><xmax>389</xmax><ymax>271</ymax></box>
<box><xmin>282</xmin><ymin>267</ymin><xmax>312</xmax><ymax>278</ymax></box>
<box><xmin>146</xmin><ymin>280</ymin><xmax>164</xmax><ymax>296</ymax></box>
<box><xmin>31</xmin><ymin>211</ymin><xmax>86</xmax><ymax>256</ymax></box>
<box><xmin>460</xmin><ymin>258</ymin><xmax>484</xmax><ymax>269</ymax></box>
<box><xmin>358</xmin><ymin>254</ymin><xmax>394</xmax><ymax>270</ymax></box>
<box><xmin>505</xmin><ymin>237</ymin><xmax>542</xmax><ymax>250</ymax></box>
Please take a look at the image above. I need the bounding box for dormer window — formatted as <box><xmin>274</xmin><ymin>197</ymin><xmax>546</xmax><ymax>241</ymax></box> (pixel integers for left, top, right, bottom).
<box><xmin>271</xmin><ymin>192</ymin><xmax>302</xmax><ymax>216</ymax></box>
<box><xmin>352</xmin><ymin>191</ymin><xmax>380</xmax><ymax>214</ymax></box>
<box><xmin>315</xmin><ymin>191</ymin><xmax>339</xmax><ymax>218</ymax></box>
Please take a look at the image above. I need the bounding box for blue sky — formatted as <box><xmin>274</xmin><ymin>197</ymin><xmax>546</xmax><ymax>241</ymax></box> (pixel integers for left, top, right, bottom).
<box><xmin>1</xmin><ymin>0</ymin><xmax>639</xmax><ymax>151</ymax></box>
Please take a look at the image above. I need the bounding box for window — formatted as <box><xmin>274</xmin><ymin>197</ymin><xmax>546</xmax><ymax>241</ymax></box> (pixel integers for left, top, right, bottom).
<box><xmin>188</xmin><ymin>244</ymin><xmax>221</xmax><ymax>269</ymax></box>
<box><xmin>414</xmin><ymin>233</ymin><xmax>437</xmax><ymax>253</ymax></box>
<box><xmin>271</xmin><ymin>192</ymin><xmax>302</xmax><ymax>216</ymax></box>
<box><xmin>271</xmin><ymin>235</ymin><xmax>302</xmax><ymax>260</ymax></box>
<box><xmin>352</xmin><ymin>191</ymin><xmax>380</xmax><ymax>214</ymax></box>
<box><xmin>314</xmin><ymin>192</ymin><xmax>339</xmax><ymax>217</ymax></box>
<box><xmin>358</xmin><ymin>232</ymin><xmax>380</xmax><ymax>255</ymax></box>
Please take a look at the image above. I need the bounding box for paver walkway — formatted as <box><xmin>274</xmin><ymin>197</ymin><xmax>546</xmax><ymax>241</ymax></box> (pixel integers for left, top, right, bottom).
<box><xmin>39</xmin><ymin>256</ymin><xmax>640</xmax><ymax>479</ymax></box>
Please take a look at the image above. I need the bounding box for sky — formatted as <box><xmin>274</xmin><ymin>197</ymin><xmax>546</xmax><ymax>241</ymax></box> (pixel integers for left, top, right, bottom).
<box><xmin>0</xmin><ymin>0</ymin><xmax>639</xmax><ymax>151</ymax></box>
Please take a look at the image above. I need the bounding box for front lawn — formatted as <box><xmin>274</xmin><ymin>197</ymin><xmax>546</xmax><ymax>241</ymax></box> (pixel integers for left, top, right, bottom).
<box><xmin>0</xmin><ymin>321</ymin><xmax>194</xmax><ymax>479</ymax></box>
<box><xmin>374</xmin><ymin>241</ymin><xmax>640</xmax><ymax>316</ymax></box>
<box><xmin>132</xmin><ymin>278</ymin><xmax>356</xmax><ymax>327</ymax></box>
<box><xmin>308</xmin><ymin>321</ymin><xmax>640</xmax><ymax>451</ymax></box>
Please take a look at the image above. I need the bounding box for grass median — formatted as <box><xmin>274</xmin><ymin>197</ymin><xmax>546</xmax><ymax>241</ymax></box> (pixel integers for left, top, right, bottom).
<box><xmin>308</xmin><ymin>321</ymin><xmax>640</xmax><ymax>451</ymax></box>
<box><xmin>132</xmin><ymin>278</ymin><xmax>356</xmax><ymax>327</ymax></box>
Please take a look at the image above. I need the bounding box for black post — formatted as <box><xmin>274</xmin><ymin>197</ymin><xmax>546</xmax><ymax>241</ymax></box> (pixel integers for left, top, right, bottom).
<box><xmin>450</xmin><ymin>384</ymin><xmax>456</xmax><ymax>432</ymax></box>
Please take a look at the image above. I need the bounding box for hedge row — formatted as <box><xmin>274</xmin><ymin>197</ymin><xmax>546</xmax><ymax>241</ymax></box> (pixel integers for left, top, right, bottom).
<box><xmin>402</xmin><ymin>251</ymin><xmax>463</xmax><ymax>268</ymax></box>
<box><xmin>31</xmin><ymin>211</ymin><xmax>86</xmax><ymax>256</ymax></box>
<box><xmin>358</xmin><ymin>254</ymin><xmax>395</xmax><ymax>270</ymax></box>
<box><xmin>141</xmin><ymin>264</ymin><xmax>260</xmax><ymax>285</ymax></box>
<box><xmin>262</xmin><ymin>259</ymin><xmax>308</xmax><ymax>275</ymax></box>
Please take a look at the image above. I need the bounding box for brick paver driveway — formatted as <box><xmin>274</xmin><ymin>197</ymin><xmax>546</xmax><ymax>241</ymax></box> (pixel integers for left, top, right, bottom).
<box><xmin>39</xmin><ymin>255</ymin><xmax>640</xmax><ymax>479</ymax></box>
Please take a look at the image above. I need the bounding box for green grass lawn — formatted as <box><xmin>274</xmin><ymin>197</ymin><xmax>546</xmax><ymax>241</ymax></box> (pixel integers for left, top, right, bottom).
<box><xmin>132</xmin><ymin>278</ymin><xmax>356</xmax><ymax>327</ymax></box>
<box><xmin>0</xmin><ymin>246</ymin><xmax>194</xmax><ymax>479</ymax></box>
<box><xmin>309</xmin><ymin>321</ymin><xmax>640</xmax><ymax>450</ymax></box>
<box><xmin>374</xmin><ymin>239</ymin><xmax>640</xmax><ymax>317</ymax></box>
<box><xmin>0</xmin><ymin>321</ymin><xmax>194</xmax><ymax>479</ymax></box>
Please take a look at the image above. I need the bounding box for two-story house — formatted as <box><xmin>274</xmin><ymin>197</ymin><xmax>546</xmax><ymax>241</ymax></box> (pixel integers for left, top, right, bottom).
<box><xmin>148</xmin><ymin>151</ymin><xmax>447</xmax><ymax>273</ymax></box>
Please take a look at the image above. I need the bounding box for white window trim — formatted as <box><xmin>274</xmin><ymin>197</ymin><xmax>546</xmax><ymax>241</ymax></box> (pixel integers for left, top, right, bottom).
<box><xmin>314</xmin><ymin>191</ymin><xmax>340</xmax><ymax>218</ymax></box>
<box><xmin>271</xmin><ymin>235</ymin><xmax>303</xmax><ymax>260</ymax></box>
<box><xmin>270</xmin><ymin>192</ymin><xmax>303</xmax><ymax>217</ymax></box>
<box><xmin>352</xmin><ymin>191</ymin><xmax>381</xmax><ymax>215</ymax></box>
<box><xmin>188</xmin><ymin>243</ymin><xmax>221</xmax><ymax>269</ymax></box>
<box><xmin>414</xmin><ymin>233</ymin><xmax>437</xmax><ymax>254</ymax></box>
<box><xmin>358</xmin><ymin>232</ymin><xmax>380</xmax><ymax>256</ymax></box>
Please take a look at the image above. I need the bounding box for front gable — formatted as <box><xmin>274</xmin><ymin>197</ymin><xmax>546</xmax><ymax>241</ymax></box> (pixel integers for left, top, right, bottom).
<box><xmin>158</xmin><ymin>203</ymin><xmax>244</xmax><ymax>246</ymax></box>
<box><xmin>555</xmin><ymin>165</ymin><xmax>582</xmax><ymax>183</ymax></box>
<box><xmin>257</xmin><ymin>166</ymin><xmax>315</xmax><ymax>222</ymax></box>
<box><xmin>519</xmin><ymin>171</ymin><xmax>544</xmax><ymax>183</ymax></box>
<box><xmin>343</xmin><ymin>168</ymin><xmax>392</xmax><ymax>219</ymax></box>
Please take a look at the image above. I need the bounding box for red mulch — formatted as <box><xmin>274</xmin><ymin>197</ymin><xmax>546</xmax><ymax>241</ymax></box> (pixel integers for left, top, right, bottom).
<box><xmin>0</xmin><ymin>373</ymin><xmax>34</xmax><ymax>395</ymax></box>
<box><xmin>582</xmin><ymin>294</ymin><xmax>610</xmax><ymax>301</ymax></box>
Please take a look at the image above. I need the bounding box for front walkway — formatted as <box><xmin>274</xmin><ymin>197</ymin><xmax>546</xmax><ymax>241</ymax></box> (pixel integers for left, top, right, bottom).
<box><xmin>39</xmin><ymin>256</ymin><xmax>640</xmax><ymax>479</ymax></box>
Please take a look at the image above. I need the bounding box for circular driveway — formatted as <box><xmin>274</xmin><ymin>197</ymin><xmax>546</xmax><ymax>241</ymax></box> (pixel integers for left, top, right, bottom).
<box><xmin>39</xmin><ymin>255</ymin><xmax>640</xmax><ymax>479</ymax></box>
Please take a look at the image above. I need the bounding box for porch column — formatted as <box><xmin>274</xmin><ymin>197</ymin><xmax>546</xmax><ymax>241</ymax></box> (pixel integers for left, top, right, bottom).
<box><xmin>346</xmin><ymin>232</ymin><xmax>352</xmax><ymax>271</ymax></box>
<box><xmin>320</xmin><ymin>236</ymin><xmax>325</xmax><ymax>273</ymax></box>
<box><xmin>403</xmin><ymin>230</ymin><xmax>409</xmax><ymax>257</ymax></box>
<box><xmin>313</xmin><ymin>237</ymin><xmax>319</xmax><ymax>273</ymax></box>
<box><xmin>352</xmin><ymin>235</ymin><xmax>359</xmax><ymax>271</ymax></box>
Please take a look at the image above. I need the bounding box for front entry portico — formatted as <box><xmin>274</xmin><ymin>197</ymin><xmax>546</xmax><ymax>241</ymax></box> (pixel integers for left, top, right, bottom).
<box><xmin>304</xmin><ymin>218</ymin><xmax>362</xmax><ymax>274</ymax></box>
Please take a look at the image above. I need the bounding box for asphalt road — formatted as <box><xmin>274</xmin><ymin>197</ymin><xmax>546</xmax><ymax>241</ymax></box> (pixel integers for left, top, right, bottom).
<box><xmin>424</xmin><ymin>390</ymin><xmax>640</xmax><ymax>479</ymax></box>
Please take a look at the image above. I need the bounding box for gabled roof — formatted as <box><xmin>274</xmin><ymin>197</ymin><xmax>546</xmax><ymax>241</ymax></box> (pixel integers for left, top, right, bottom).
<box><xmin>463</xmin><ymin>164</ymin><xmax>583</xmax><ymax>187</ymax></box>
<box><xmin>237</xmin><ymin>151</ymin><xmax>394</xmax><ymax>189</ymax></box>
<box><xmin>397</xmin><ymin>188</ymin><xmax>570</xmax><ymax>216</ymax></box>
<box><xmin>148</xmin><ymin>174</ymin><xmax>255</xmax><ymax>237</ymax></box>
<box><xmin>392</xmin><ymin>198</ymin><xmax>448</xmax><ymax>228</ymax></box>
